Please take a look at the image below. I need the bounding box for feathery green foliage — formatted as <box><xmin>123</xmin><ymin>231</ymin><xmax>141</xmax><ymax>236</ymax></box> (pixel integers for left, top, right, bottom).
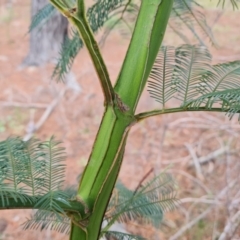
<box><xmin>87</xmin><ymin>0</ymin><xmax>126</xmax><ymax>32</ymax></box>
<box><xmin>52</xmin><ymin>0</ymin><xmax>214</xmax><ymax>80</ymax></box>
<box><xmin>197</xmin><ymin>61</ymin><xmax>240</xmax><ymax>94</ymax></box>
<box><xmin>52</xmin><ymin>30</ymin><xmax>83</xmax><ymax>80</ymax></box>
<box><xmin>0</xmin><ymin>137</ymin><xmax>70</xmax><ymax>214</ymax></box>
<box><xmin>0</xmin><ymin>138</ymin><xmax>40</xmax><ymax>206</ymax></box>
<box><xmin>184</xmin><ymin>88</ymin><xmax>240</xmax><ymax>119</ymax></box>
<box><xmin>99</xmin><ymin>1</ymin><xmax>138</xmax><ymax>44</ymax></box>
<box><xmin>0</xmin><ymin>136</ymin><xmax>176</xmax><ymax>236</ymax></box>
<box><xmin>173</xmin><ymin>44</ymin><xmax>212</xmax><ymax>104</ymax></box>
<box><xmin>104</xmin><ymin>173</ymin><xmax>178</xmax><ymax>230</ymax></box>
<box><xmin>148</xmin><ymin>44</ymin><xmax>211</xmax><ymax>106</ymax></box>
<box><xmin>148</xmin><ymin>45</ymin><xmax>240</xmax><ymax>121</ymax></box>
<box><xmin>29</xmin><ymin>4</ymin><xmax>56</xmax><ymax>32</ymax></box>
<box><xmin>100</xmin><ymin>0</ymin><xmax>215</xmax><ymax>48</ymax></box>
<box><xmin>148</xmin><ymin>46</ymin><xmax>176</xmax><ymax>109</ymax></box>
<box><xmin>6</xmin><ymin>0</ymin><xmax>240</xmax><ymax>239</ymax></box>
<box><xmin>29</xmin><ymin>0</ymin><xmax>214</xmax><ymax>81</ymax></box>
<box><xmin>21</xmin><ymin>171</ymin><xmax>177</xmax><ymax>236</ymax></box>
<box><xmin>34</xmin><ymin>138</ymin><xmax>69</xmax><ymax>214</ymax></box>
<box><xmin>23</xmin><ymin>210</ymin><xmax>71</xmax><ymax>234</ymax></box>
<box><xmin>171</xmin><ymin>0</ymin><xmax>215</xmax><ymax>46</ymax></box>
<box><xmin>53</xmin><ymin>0</ymin><xmax>127</xmax><ymax>80</ymax></box>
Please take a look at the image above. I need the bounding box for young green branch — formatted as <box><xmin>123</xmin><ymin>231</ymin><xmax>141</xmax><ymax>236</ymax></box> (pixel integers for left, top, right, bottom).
<box><xmin>135</xmin><ymin>107</ymin><xmax>236</xmax><ymax>122</ymax></box>
<box><xmin>49</xmin><ymin>0</ymin><xmax>174</xmax><ymax>239</ymax></box>
<box><xmin>0</xmin><ymin>196</ymin><xmax>85</xmax><ymax>214</ymax></box>
<box><xmin>50</xmin><ymin>0</ymin><xmax>115</xmax><ymax>105</ymax></box>
<box><xmin>114</xmin><ymin>0</ymin><xmax>174</xmax><ymax>112</ymax></box>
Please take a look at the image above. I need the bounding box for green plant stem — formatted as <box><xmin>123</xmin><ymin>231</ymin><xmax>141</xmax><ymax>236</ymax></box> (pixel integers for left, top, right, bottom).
<box><xmin>68</xmin><ymin>0</ymin><xmax>174</xmax><ymax>239</ymax></box>
<box><xmin>70</xmin><ymin>18</ymin><xmax>114</xmax><ymax>105</ymax></box>
<box><xmin>49</xmin><ymin>0</ymin><xmax>68</xmax><ymax>13</ymax></box>
<box><xmin>73</xmin><ymin>0</ymin><xmax>115</xmax><ymax>105</ymax></box>
<box><xmin>114</xmin><ymin>0</ymin><xmax>174</xmax><ymax>112</ymax></box>
<box><xmin>49</xmin><ymin>0</ymin><xmax>173</xmax><ymax>239</ymax></box>
<box><xmin>50</xmin><ymin>0</ymin><xmax>115</xmax><ymax>105</ymax></box>
<box><xmin>135</xmin><ymin>107</ymin><xmax>234</xmax><ymax>122</ymax></box>
<box><xmin>70</xmin><ymin>105</ymin><xmax>134</xmax><ymax>239</ymax></box>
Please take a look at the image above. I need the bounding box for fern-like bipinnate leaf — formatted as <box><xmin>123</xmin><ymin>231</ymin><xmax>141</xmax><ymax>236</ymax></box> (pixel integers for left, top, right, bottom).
<box><xmin>171</xmin><ymin>0</ymin><xmax>215</xmax><ymax>46</ymax></box>
<box><xmin>148</xmin><ymin>45</ymin><xmax>212</xmax><ymax>108</ymax></box>
<box><xmin>101</xmin><ymin>0</ymin><xmax>215</xmax><ymax>48</ymax></box>
<box><xmin>23</xmin><ymin>138</ymin><xmax>45</xmax><ymax>196</ymax></box>
<box><xmin>0</xmin><ymin>138</ymin><xmax>37</xmax><ymax>206</ymax></box>
<box><xmin>173</xmin><ymin>44</ymin><xmax>212</xmax><ymax>104</ymax></box>
<box><xmin>52</xmin><ymin>0</ymin><xmax>215</xmax><ymax>80</ymax></box>
<box><xmin>198</xmin><ymin>61</ymin><xmax>240</xmax><ymax>95</ymax></box>
<box><xmin>53</xmin><ymin>30</ymin><xmax>83</xmax><ymax>81</ymax></box>
<box><xmin>148</xmin><ymin>46</ymin><xmax>176</xmax><ymax>110</ymax></box>
<box><xmin>99</xmin><ymin>1</ymin><xmax>139</xmax><ymax>45</ymax></box>
<box><xmin>33</xmin><ymin>137</ymin><xmax>70</xmax><ymax>214</ymax></box>
<box><xmin>37</xmin><ymin>137</ymin><xmax>66</xmax><ymax>192</ymax></box>
<box><xmin>33</xmin><ymin>0</ymin><xmax>215</xmax><ymax>81</ymax></box>
<box><xmin>53</xmin><ymin>0</ymin><xmax>127</xmax><ymax>80</ymax></box>
<box><xmin>87</xmin><ymin>0</ymin><xmax>125</xmax><ymax>33</ymax></box>
<box><xmin>0</xmin><ymin>137</ymin><xmax>71</xmax><ymax>215</ymax></box>
<box><xmin>104</xmin><ymin>172</ymin><xmax>178</xmax><ymax>231</ymax></box>
<box><xmin>23</xmin><ymin>210</ymin><xmax>70</xmax><ymax>234</ymax></box>
<box><xmin>147</xmin><ymin>44</ymin><xmax>240</xmax><ymax>121</ymax></box>
<box><xmin>185</xmin><ymin>88</ymin><xmax>240</xmax><ymax>120</ymax></box>
<box><xmin>29</xmin><ymin>4</ymin><xmax>56</xmax><ymax>32</ymax></box>
<box><xmin>23</xmin><ymin>171</ymin><xmax>177</xmax><ymax>236</ymax></box>
<box><xmin>22</xmin><ymin>186</ymin><xmax>79</xmax><ymax>234</ymax></box>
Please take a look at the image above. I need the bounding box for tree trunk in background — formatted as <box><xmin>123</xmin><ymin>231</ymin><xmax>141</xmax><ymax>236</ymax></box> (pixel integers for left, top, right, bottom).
<box><xmin>22</xmin><ymin>0</ymin><xmax>68</xmax><ymax>66</ymax></box>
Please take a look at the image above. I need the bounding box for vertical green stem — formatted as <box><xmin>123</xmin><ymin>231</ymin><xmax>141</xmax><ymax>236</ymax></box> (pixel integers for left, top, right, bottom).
<box><xmin>45</xmin><ymin>0</ymin><xmax>175</xmax><ymax>239</ymax></box>
<box><xmin>71</xmin><ymin>17</ymin><xmax>115</xmax><ymax>105</ymax></box>
<box><xmin>68</xmin><ymin>1</ymin><xmax>174</xmax><ymax>239</ymax></box>
<box><xmin>115</xmin><ymin>0</ymin><xmax>173</xmax><ymax>112</ymax></box>
<box><xmin>70</xmin><ymin>106</ymin><xmax>133</xmax><ymax>239</ymax></box>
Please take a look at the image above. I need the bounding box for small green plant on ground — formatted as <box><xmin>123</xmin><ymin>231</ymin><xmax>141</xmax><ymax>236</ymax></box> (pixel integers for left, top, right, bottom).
<box><xmin>1</xmin><ymin>0</ymin><xmax>240</xmax><ymax>239</ymax></box>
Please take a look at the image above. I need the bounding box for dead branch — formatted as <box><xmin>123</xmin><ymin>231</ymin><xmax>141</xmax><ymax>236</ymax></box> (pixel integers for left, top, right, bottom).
<box><xmin>185</xmin><ymin>143</ymin><xmax>204</xmax><ymax>180</ymax></box>
<box><xmin>218</xmin><ymin>211</ymin><xmax>240</xmax><ymax>240</ymax></box>
<box><xmin>170</xmin><ymin>207</ymin><xmax>213</xmax><ymax>240</ymax></box>
<box><xmin>170</xmin><ymin>169</ymin><xmax>211</xmax><ymax>194</ymax></box>
<box><xmin>0</xmin><ymin>101</ymin><xmax>48</xmax><ymax>109</ymax></box>
<box><xmin>180</xmin><ymin>197</ymin><xmax>220</xmax><ymax>205</ymax></box>
<box><xmin>23</xmin><ymin>88</ymin><xmax>66</xmax><ymax>141</ymax></box>
<box><xmin>169</xmin><ymin>179</ymin><xmax>238</xmax><ymax>240</ymax></box>
<box><xmin>188</xmin><ymin>146</ymin><xmax>228</xmax><ymax>167</ymax></box>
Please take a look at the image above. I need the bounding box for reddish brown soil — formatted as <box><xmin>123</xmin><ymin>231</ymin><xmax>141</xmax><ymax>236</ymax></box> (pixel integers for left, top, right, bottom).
<box><xmin>1</xmin><ymin>1</ymin><xmax>240</xmax><ymax>239</ymax></box>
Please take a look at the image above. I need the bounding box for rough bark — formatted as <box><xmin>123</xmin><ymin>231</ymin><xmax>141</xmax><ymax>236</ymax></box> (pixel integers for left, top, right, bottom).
<box><xmin>22</xmin><ymin>0</ymin><xmax>68</xmax><ymax>66</ymax></box>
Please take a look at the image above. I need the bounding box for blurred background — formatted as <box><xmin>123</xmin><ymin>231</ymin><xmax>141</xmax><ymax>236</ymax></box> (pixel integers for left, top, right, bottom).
<box><xmin>1</xmin><ymin>0</ymin><xmax>240</xmax><ymax>239</ymax></box>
